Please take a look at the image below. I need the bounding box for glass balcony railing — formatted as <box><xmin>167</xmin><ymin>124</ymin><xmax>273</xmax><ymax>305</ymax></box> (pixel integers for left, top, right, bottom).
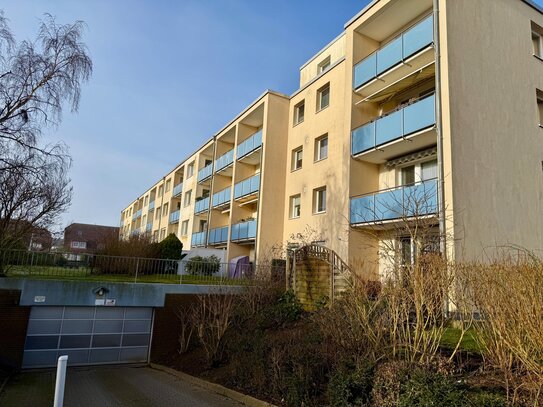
<box><xmin>145</xmin><ymin>222</ymin><xmax>153</xmax><ymax>232</ymax></box>
<box><xmin>350</xmin><ymin>178</ymin><xmax>438</xmax><ymax>225</ymax></box>
<box><xmin>191</xmin><ymin>231</ymin><xmax>207</xmax><ymax>247</ymax></box>
<box><xmin>231</xmin><ymin>220</ymin><xmax>257</xmax><ymax>242</ymax></box>
<box><xmin>130</xmin><ymin>228</ymin><xmax>141</xmax><ymax>237</ymax></box>
<box><xmin>148</xmin><ymin>201</ymin><xmax>155</xmax><ymax>211</ymax></box>
<box><xmin>173</xmin><ymin>183</ymin><xmax>183</xmax><ymax>197</ymax></box>
<box><xmin>194</xmin><ymin>197</ymin><xmax>210</xmax><ymax>214</ymax></box>
<box><xmin>169</xmin><ymin>210</ymin><xmax>180</xmax><ymax>224</ymax></box>
<box><xmin>197</xmin><ymin>164</ymin><xmax>213</xmax><ymax>182</ymax></box>
<box><xmin>212</xmin><ymin>186</ymin><xmax>231</xmax><ymax>208</ymax></box>
<box><xmin>132</xmin><ymin>209</ymin><xmax>142</xmax><ymax>221</ymax></box>
<box><xmin>353</xmin><ymin>15</ymin><xmax>434</xmax><ymax>89</ymax></box>
<box><xmin>234</xmin><ymin>174</ymin><xmax>260</xmax><ymax>200</ymax></box>
<box><xmin>215</xmin><ymin>149</ymin><xmax>234</xmax><ymax>173</ymax></box>
<box><xmin>352</xmin><ymin>93</ymin><xmax>435</xmax><ymax>156</ymax></box>
<box><xmin>237</xmin><ymin>130</ymin><xmax>262</xmax><ymax>160</ymax></box>
<box><xmin>209</xmin><ymin>226</ymin><xmax>229</xmax><ymax>245</ymax></box>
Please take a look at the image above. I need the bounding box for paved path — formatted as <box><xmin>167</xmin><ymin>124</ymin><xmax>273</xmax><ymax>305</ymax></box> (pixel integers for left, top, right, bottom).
<box><xmin>0</xmin><ymin>365</ymin><xmax>244</xmax><ymax>407</ymax></box>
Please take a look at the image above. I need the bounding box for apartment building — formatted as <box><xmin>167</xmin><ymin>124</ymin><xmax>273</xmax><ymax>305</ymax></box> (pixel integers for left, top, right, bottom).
<box><xmin>121</xmin><ymin>0</ymin><xmax>543</xmax><ymax>274</ymax></box>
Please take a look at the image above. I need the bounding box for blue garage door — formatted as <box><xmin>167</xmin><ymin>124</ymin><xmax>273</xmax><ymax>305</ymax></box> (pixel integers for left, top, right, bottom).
<box><xmin>23</xmin><ymin>306</ymin><xmax>153</xmax><ymax>368</ymax></box>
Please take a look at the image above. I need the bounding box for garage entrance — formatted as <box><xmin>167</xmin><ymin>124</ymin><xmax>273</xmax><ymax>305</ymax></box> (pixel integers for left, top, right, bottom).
<box><xmin>22</xmin><ymin>306</ymin><xmax>153</xmax><ymax>368</ymax></box>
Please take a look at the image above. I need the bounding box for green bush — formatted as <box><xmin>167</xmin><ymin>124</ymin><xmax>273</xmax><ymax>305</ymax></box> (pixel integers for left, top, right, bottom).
<box><xmin>328</xmin><ymin>360</ymin><xmax>374</xmax><ymax>407</ymax></box>
<box><xmin>261</xmin><ymin>289</ymin><xmax>303</xmax><ymax>328</ymax></box>
<box><xmin>399</xmin><ymin>369</ymin><xmax>467</xmax><ymax>407</ymax></box>
<box><xmin>184</xmin><ymin>255</ymin><xmax>221</xmax><ymax>276</ymax></box>
<box><xmin>158</xmin><ymin>233</ymin><xmax>183</xmax><ymax>260</ymax></box>
<box><xmin>467</xmin><ymin>391</ymin><xmax>506</xmax><ymax>407</ymax></box>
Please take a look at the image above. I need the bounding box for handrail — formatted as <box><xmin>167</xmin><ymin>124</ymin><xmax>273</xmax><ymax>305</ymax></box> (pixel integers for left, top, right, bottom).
<box><xmin>350</xmin><ymin>177</ymin><xmax>438</xmax><ymax>200</ymax></box>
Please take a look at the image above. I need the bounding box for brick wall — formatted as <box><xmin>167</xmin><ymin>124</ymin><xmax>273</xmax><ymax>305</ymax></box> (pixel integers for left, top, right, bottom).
<box><xmin>0</xmin><ymin>289</ymin><xmax>30</xmax><ymax>370</ymax></box>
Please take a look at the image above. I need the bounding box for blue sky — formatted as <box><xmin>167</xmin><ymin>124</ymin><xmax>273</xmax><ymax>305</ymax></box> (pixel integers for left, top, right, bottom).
<box><xmin>3</xmin><ymin>0</ymin><xmax>543</xmax><ymax>231</ymax></box>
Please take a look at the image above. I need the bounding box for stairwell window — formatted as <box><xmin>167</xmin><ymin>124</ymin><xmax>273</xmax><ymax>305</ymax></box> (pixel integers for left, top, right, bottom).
<box><xmin>532</xmin><ymin>22</ymin><xmax>543</xmax><ymax>58</ymax></box>
<box><xmin>290</xmin><ymin>194</ymin><xmax>301</xmax><ymax>219</ymax></box>
<box><xmin>317</xmin><ymin>83</ymin><xmax>330</xmax><ymax>111</ymax></box>
<box><xmin>317</xmin><ymin>56</ymin><xmax>331</xmax><ymax>74</ymax></box>
<box><xmin>292</xmin><ymin>146</ymin><xmax>303</xmax><ymax>171</ymax></box>
<box><xmin>181</xmin><ymin>220</ymin><xmax>189</xmax><ymax>236</ymax></box>
<box><xmin>537</xmin><ymin>89</ymin><xmax>543</xmax><ymax>126</ymax></box>
<box><xmin>165</xmin><ymin>179</ymin><xmax>171</xmax><ymax>193</ymax></box>
<box><xmin>163</xmin><ymin>203</ymin><xmax>168</xmax><ymax>215</ymax></box>
<box><xmin>294</xmin><ymin>101</ymin><xmax>305</xmax><ymax>125</ymax></box>
<box><xmin>313</xmin><ymin>187</ymin><xmax>327</xmax><ymax>214</ymax></box>
<box><xmin>187</xmin><ymin>162</ymin><xmax>194</xmax><ymax>178</ymax></box>
<box><xmin>184</xmin><ymin>190</ymin><xmax>192</xmax><ymax>207</ymax></box>
<box><xmin>315</xmin><ymin>134</ymin><xmax>328</xmax><ymax>162</ymax></box>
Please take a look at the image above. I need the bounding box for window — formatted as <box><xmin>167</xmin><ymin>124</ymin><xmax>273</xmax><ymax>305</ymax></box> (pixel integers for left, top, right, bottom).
<box><xmin>187</xmin><ymin>162</ymin><xmax>195</xmax><ymax>178</ymax></box>
<box><xmin>313</xmin><ymin>187</ymin><xmax>327</xmax><ymax>214</ymax></box>
<box><xmin>155</xmin><ymin>206</ymin><xmax>161</xmax><ymax>220</ymax></box>
<box><xmin>291</xmin><ymin>146</ymin><xmax>303</xmax><ymax>171</ymax></box>
<box><xmin>70</xmin><ymin>241</ymin><xmax>87</xmax><ymax>249</ymax></box>
<box><xmin>399</xmin><ymin>159</ymin><xmax>437</xmax><ymax>186</ymax></box>
<box><xmin>290</xmin><ymin>194</ymin><xmax>301</xmax><ymax>218</ymax></box>
<box><xmin>184</xmin><ymin>190</ymin><xmax>192</xmax><ymax>207</ymax></box>
<box><xmin>142</xmin><ymin>215</ymin><xmax>146</xmax><ymax>224</ymax></box>
<box><xmin>401</xmin><ymin>165</ymin><xmax>416</xmax><ymax>186</ymax></box>
<box><xmin>144</xmin><ymin>195</ymin><xmax>148</xmax><ymax>206</ymax></box>
<box><xmin>315</xmin><ymin>134</ymin><xmax>328</xmax><ymax>161</ymax></box>
<box><xmin>152</xmin><ymin>231</ymin><xmax>158</xmax><ymax>242</ymax></box>
<box><xmin>532</xmin><ymin>22</ymin><xmax>543</xmax><ymax>57</ymax></box>
<box><xmin>537</xmin><ymin>89</ymin><xmax>543</xmax><ymax>126</ymax></box>
<box><xmin>165</xmin><ymin>179</ymin><xmax>171</xmax><ymax>192</ymax></box>
<box><xmin>317</xmin><ymin>83</ymin><xmax>330</xmax><ymax>111</ymax></box>
<box><xmin>200</xmin><ymin>220</ymin><xmax>208</xmax><ymax>232</ymax></box>
<box><xmin>317</xmin><ymin>56</ymin><xmax>331</xmax><ymax>74</ymax></box>
<box><xmin>181</xmin><ymin>220</ymin><xmax>189</xmax><ymax>236</ymax></box>
<box><xmin>163</xmin><ymin>203</ymin><xmax>169</xmax><ymax>215</ymax></box>
<box><xmin>158</xmin><ymin>185</ymin><xmax>163</xmax><ymax>197</ymax></box>
<box><xmin>294</xmin><ymin>101</ymin><xmax>305</xmax><ymax>125</ymax></box>
<box><xmin>160</xmin><ymin>228</ymin><xmax>166</xmax><ymax>240</ymax></box>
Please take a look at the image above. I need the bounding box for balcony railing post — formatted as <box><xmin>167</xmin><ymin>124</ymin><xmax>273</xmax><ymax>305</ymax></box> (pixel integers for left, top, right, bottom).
<box><xmin>134</xmin><ymin>258</ymin><xmax>139</xmax><ymax>283</ymax></box>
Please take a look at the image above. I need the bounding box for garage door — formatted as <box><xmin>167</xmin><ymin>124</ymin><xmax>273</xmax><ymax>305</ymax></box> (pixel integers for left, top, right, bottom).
<box><xmin>22</xmin><ymin>306</ymin><xmax>153</xmax><ymax>368</ymax></box>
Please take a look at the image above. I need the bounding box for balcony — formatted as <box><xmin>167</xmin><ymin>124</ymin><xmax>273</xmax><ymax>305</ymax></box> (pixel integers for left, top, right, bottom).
<box><xmin>130</xmin><ymin>228</ymin><xmax>141</xmax><ymax>237</ymax></box>
<box><xmin>231</xmin><ymin>220</ymin><xmax>257</xmax><ymax>243</ymax></box>
<box><xmin>353</xmin><ymin>15</ymin><xmax>434</xmax><ymax>97</ymax></box>
<box><xmin>237</xmin><ymin>130</ymin><xmax>262</xmax><ymax>163</ymax></box>
<box><xmin>212</xmin><ymin>186</ymin><xmax>231</xmax><ymax>210</ymax></box>
<box><xmin>350</xmin><ymin>178</ymin><xmax>438</xmax><ymax>227</ymax></box>
<box><xmin>145</xmin><ymin>222</ymin><xmax>153</xmax><ymax>232</ymax></box>
<box><xmin>169</xmin><ymin>210</ymin><xmax>180</xmax><ymax>224</ymax></box>
<box><xmin>197</xmin><ymin>163</ymin><xmax>213</xmax><ymax>183</ymax></box>
<box><xmin>132</xmin><ymin>209</ymin><xmax>142</xmax><ymax>221</ymax></box>
<box><xmin>351</xmin><ymin>94</ymin><xmax>436</xmax><ymax>163</ymax></box>
<box><xmin>191</xmin><ymin>231</ymin><xmax>207</xmax><ymax>247</ymax></box>
<box><xmin>194</xmin><ymin>197</ymin><xmax>210</xmax><ymax>214</ymax></box>
<box><xmin>172</xmin><ymin>183</ymin><xmax>183</xmax><ymax>197</ymax></box>
<box><xmin>148</xmin><ymin>201</ymin><xmax>155</xmax><ymax>212</ymax></box>
<box><xmin>215</xmin><ymin>149</ymin><xmax>234</xmax><ymax>174</ymax></box>
<box><xmin>208</xmin><ymin>226</ymin><xmax>229</xmax><ymax>245</ymax></box>
<box><xmin>234</xmin><ymin>174</ymin><xmax>260</xmax><ymax>203</ymax></box>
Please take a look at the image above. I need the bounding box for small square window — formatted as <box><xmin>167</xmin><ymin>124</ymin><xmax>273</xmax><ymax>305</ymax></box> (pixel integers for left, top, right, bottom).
<box><xmin>313</xmin><ymin>187</ymin><xmax>326</xmax><ymax>214</ymax></box>
<box><xmin>291</xmin><ymin>146</ymin><xmax>303</xmax><ymax>171</ymax></box>
<box><xmin>294</xmin><ymin>101</ymin><xmax>305</xmax><ymax>125</ymax></box>
<box><xmin>315</xmin><ymin>134</ymin><xmax>328</xmax><ymax>162</ymax></box>
<box><xmin>317</xmin><ymin>83</ymin><xmax>330</xmax><ymax>111</ymax></box>
<box><xmin>532</xmin><ymin>22</ymin><xmax>543</xmax><ymax>58</ymax></box>
<box><xmin>290</xmin><ymin>194</ymin><xmax>301</xmax><ymax>219</ymax></box>
<box><xmin>317</xmin><ymin>56</ymin><xmax>331</xmax><ymax>74</ymax></box>
<box><xmin>181</xmin><ymin>220</ymin><xmax>189</xmax><ymax>236</ymax></box>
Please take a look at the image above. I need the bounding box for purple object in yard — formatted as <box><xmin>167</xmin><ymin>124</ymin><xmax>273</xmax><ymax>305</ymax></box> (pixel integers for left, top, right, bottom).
<box><xmin>228</xmin><ymin>255</ymin><xmax>252</xmax><ymax>279</ymax></box>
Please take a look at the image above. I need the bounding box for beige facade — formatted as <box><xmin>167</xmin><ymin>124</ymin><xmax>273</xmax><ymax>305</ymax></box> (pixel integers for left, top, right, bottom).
<box><xmin>120</xmin><ymin>0</ymin><xmax>543</xmax><ymax>270</ymax></box>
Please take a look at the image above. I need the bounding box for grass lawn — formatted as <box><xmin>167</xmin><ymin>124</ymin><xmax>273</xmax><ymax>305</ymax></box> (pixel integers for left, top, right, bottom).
<box><xmin>441</xmin><ymin>327</ymin><xmax>482</xmax><ymax>354</ymax></box>
<box><xmin>4</xmin><ymin>265</ymin><xmax>246</xmax><ymax>286</ymax></box>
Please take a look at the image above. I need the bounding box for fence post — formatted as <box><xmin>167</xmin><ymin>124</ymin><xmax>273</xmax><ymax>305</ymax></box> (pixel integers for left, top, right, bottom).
<box><xmin>134</xmin><ymin>258</ymin><xmax>139</xmax><ymax>283</ymax></box>
<box><xmin>53</xmin><ymin>355</ymin><xmax>68</xmax><ymax>407</ymax></box>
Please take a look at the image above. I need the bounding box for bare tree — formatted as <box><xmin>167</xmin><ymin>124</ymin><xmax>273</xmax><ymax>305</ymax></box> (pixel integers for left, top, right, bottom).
<box><xmin>0</xmin><ymin>11</ymin><xmax>92</xmax><ymax>254</ymax></box>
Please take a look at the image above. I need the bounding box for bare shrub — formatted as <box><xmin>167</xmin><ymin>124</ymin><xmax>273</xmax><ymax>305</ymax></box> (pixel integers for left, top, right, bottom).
<box><xmin>462</xmin><ymin>257</ymin><xmax>543</xmax><ymax>405</ymax></box>
<box><xmin>192</xmin><ymin>292</ymin><xmax>236</xmax><ymax>366</ymax></box>
<box><xmin>175</xmin><ymin>305</ymin><xmax>194</xmax><ymax>354</ymax></box>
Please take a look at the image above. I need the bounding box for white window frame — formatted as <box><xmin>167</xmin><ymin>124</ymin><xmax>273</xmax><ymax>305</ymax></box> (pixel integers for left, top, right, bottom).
<box><xmin>313</xmin><ymin>187</ymin><xmax>327</xmax><ymax>214</ymax></box>
<box><xmin>290</xmin><ymin>194</ymin><xmax>301</xmax><ymax>219</ymax></box>
<box><xmin>187</xmin><ymin>162</ymin><xmax>195</xmax><ymax>178</ymax></box>
<box><xmin>291</xmin><ymin>146</ymin><xmax>303</xmax><ymax>171</ymax></box>
<box><xmin>70</xmin><ymin>241</ymin><xmax>87</xmax><ymax>249</ymax></box>
<box><xmin>533</xmin><ymin>30</ymin><xmax>543</xmax><ymax>58</ymax></box>
<box><xmin>317</xmin><ymin>56</ymin><xmax>331</xmax><ymax>74</ymax></box>
<box><xmin>181</xmin><ymin>220</ymin><xmax>189</xmax><ymax>236</ymax></box>
<box><xmin>537</xmin><ymin>93</ymin><xmax>543</xmax><ymax>126</ymax></box>
<box><xmin>294</xmin><ymin>101</ymin><xmax>305</xmax><ymax>125</ymax></box>
<box><xmin>165</xmin><ymin>179</ymin><xmax>171</xmax><ymax>193</ymax></box>
<box><xmin>396</xmin><ymin>158</ymin><xmax>437</xmax><ymax>186</ymax></box>
<box><xmin>317</xmin><ymin>83</ymin><xmax>330</xmax><ymax>112</ymax></box>
<box><xmin>184</xmin><ymin>190</ymin><xmax>192</xmax><ymax>207</ymax></box>
<box><xmin>315</xmin><ymin>134</ymin><xmax>328</xmax><ymax>162</ymax></box>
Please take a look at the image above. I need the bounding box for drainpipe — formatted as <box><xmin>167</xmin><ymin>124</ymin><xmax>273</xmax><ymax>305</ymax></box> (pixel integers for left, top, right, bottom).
<box><xmin>157</xmin><ymin>176</ymin><xmax>166</xmax><ymax>239</ymax></box>
<box><xmin>205</xmin><ymin>138</ymin><xmax>217</xmax><ymax>246</ymax></box>
<box><xmin>433</xmin><ymin>0</ymin><xmax>450</xmax><ymax>315</ymax></box>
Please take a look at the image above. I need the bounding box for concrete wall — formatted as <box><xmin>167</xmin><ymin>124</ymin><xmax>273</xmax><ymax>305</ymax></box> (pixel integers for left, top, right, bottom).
<box><xmin>441</xmin><ymin>0</ymin><xmax>543</xmax><ymax>259</ymax></box>
<box><xmin>299</xmin><ymin>34</ymin><xmax>346</xmax><ymax>87</ymax></box>
<box><xmin>0</xmin><ymin>290</ymin><xmax>29</xmax><ymax>369</ymax></box>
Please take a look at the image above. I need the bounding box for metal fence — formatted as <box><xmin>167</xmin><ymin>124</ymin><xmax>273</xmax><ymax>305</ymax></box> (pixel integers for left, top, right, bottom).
<box><xmin>0</xmin><ymin>249</ymin><xmax>286</xmax><ymax>286</ymax></box>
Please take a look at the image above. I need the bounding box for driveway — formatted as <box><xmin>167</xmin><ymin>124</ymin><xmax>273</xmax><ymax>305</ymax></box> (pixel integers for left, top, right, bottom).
<box><xmin>0</xmin><ymin>365</ymin><xmax>244</xmax><ymax>406</ymax></box>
